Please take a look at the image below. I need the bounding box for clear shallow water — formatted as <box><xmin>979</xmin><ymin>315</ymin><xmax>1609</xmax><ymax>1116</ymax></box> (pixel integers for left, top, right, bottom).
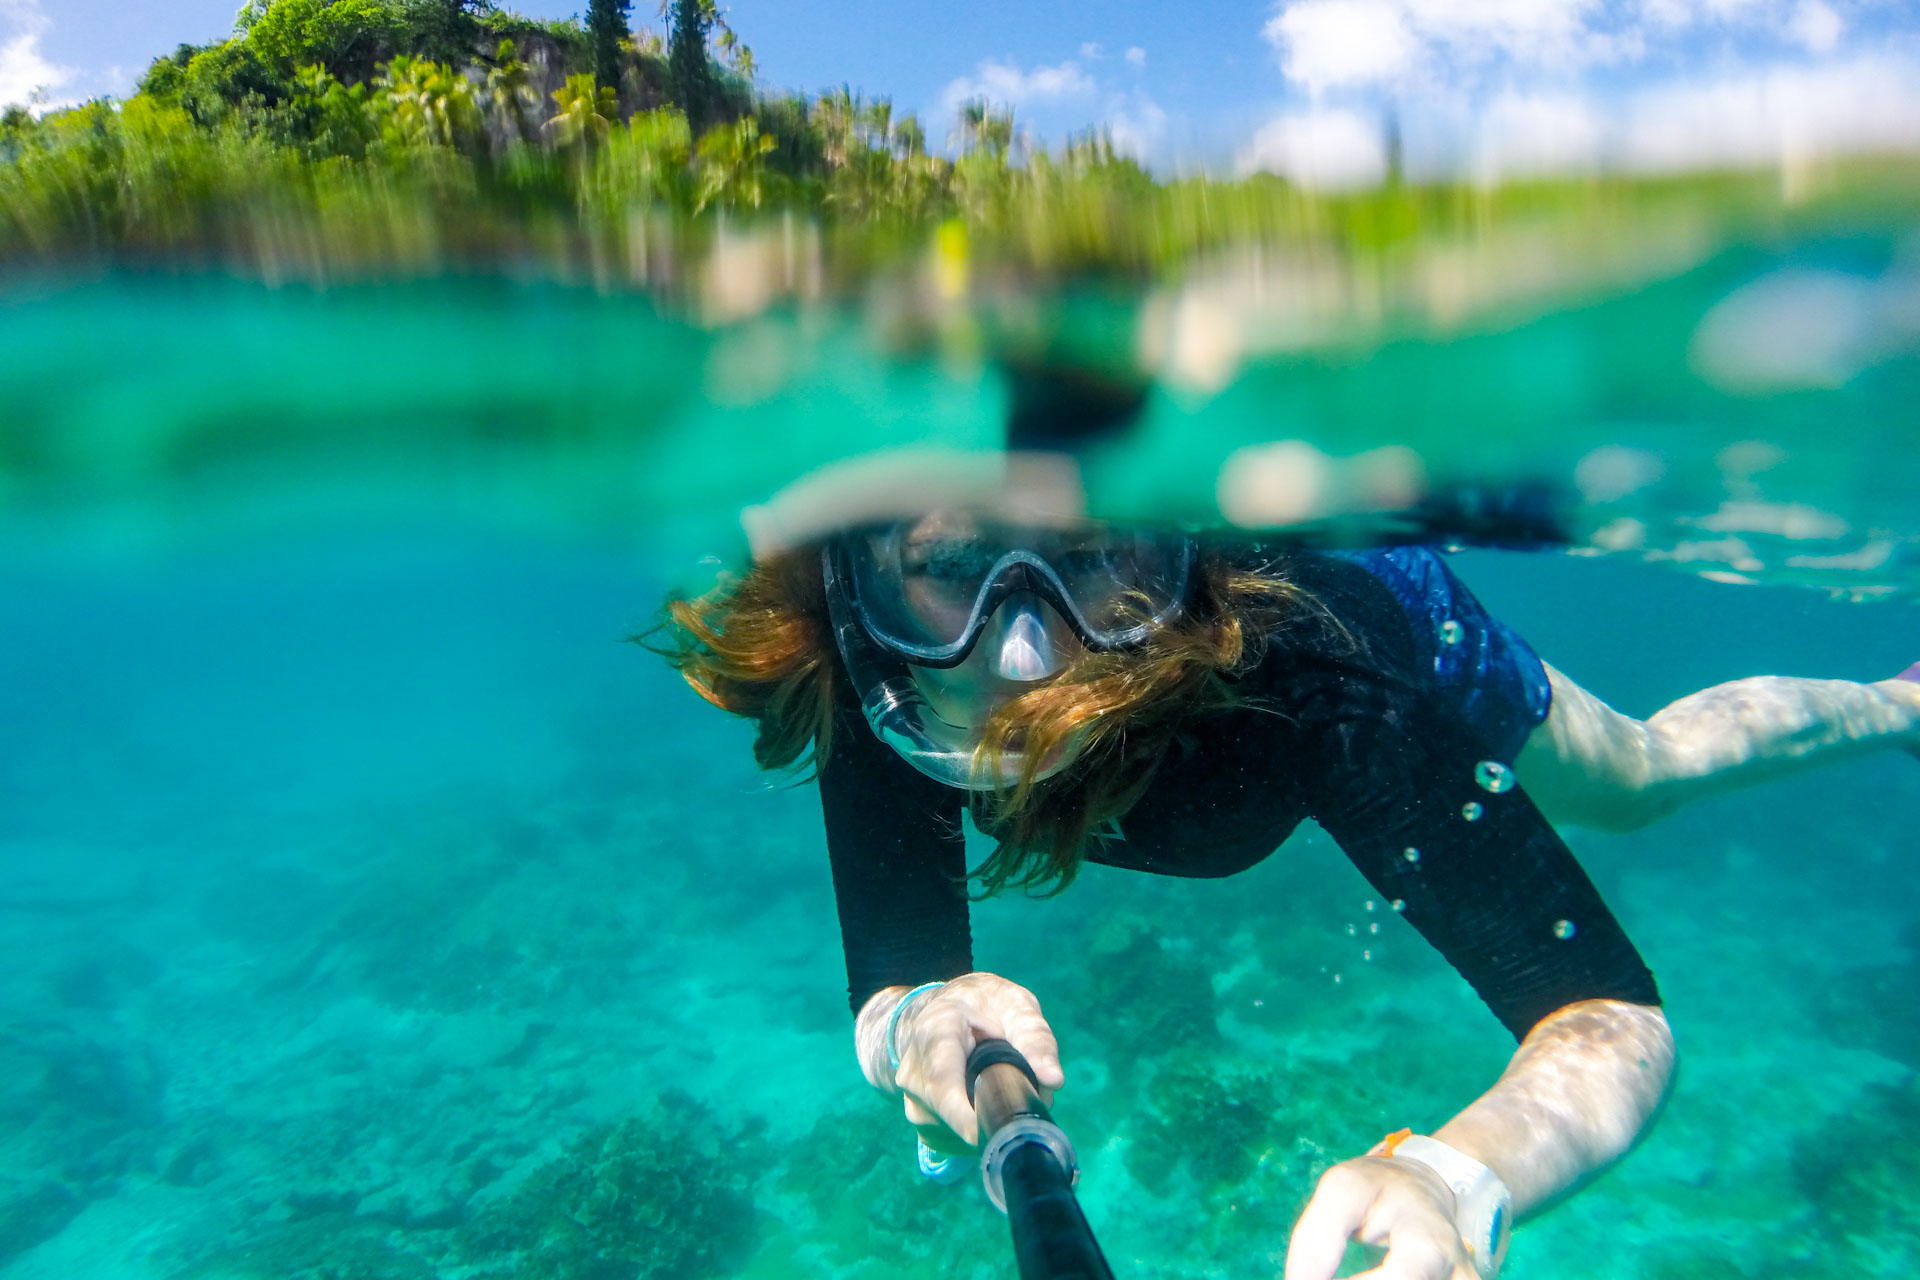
<box><xmin>3</xmin><ymin>257</ymin><xmax>1920</xmax><ymax>1279</ymax></box>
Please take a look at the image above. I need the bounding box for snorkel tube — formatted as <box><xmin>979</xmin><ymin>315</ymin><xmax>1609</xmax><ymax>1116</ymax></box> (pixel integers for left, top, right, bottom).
<box><xmin>823</xmin><ymin>545</ymin><xmax>1028</xmax><ymax>791</ymax></box>
<box><xmin>967</xmin><ymin>1039</ymin><xmax>1115</xmax><ymax>1280</ymax></box>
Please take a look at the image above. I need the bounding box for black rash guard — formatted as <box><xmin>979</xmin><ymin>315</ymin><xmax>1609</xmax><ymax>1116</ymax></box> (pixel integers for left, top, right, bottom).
<box><xmin>818</xmin><ymin>549</ymin><xmax>1660</xmax><ymax>1041</ymax></box>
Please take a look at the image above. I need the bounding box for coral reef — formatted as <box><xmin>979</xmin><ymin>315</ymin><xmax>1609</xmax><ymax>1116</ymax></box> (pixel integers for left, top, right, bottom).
<box><xmin>1066</xmin><ymin>915</ymin><xmax>1224</xmax><ymax>1071</ymax></box>
<box><xmin>0</xmin><ymin>1179</ymin><xmax>81</xmax><ymax>1270</ymax></box>
<box><xmin>1791</xmin><ymin>1074</ymin><xmax>1920</xmax><ymax>1275</ymax></box>
<box><xmin>1812</xmin><ymin>917</ymin><xmax>1920</xmax><ymax>1070</ymax></box>
<box><xmin>775</xmin><ymin>1103</ymin><xmax>1006</xmax><ymax>1278</ymax></box>
<box><xmin>459</xmin><ymin>1092</ymin><xmax>765</xmax><ymax>1280</ymax></box>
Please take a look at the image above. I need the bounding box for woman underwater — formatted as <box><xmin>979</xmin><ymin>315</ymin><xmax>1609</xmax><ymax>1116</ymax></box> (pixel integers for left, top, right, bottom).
<box><xmin>660</xmin><ymin>507</ymin><xmax>1920</xmax><ymax>1280</ymax></box>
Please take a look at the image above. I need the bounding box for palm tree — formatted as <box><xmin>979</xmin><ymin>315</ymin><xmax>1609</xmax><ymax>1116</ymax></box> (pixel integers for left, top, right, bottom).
<box><xmin>815</xmin><ymin>84</ymin><xmax>859</xmax><ymax>170</ymax></box>
<box><xmin>374</xmin><ymin>55</ymin><xmax>482</xmax><ymax>152</ymax></box>
<box><xmin>694</xmin><ymin>114</ymin><xmax>775</xmax><ymax>212</ymax></box>
<box><xmin>716</xmin><ymin>27</ymin><xmax>755</xmax><ymax>79</ymax></box>
<box><xmin>603</xmin><ymin>106</ymin><xmax>692</xmax><ymax>208</ymax></box>
<box><xmin>978</xmin><ymin>107</ymin><xmax>1015</xmax><ymax>160</ymax></box>
<box><xmin>862</xmin><ymin>96</ymin><xmax>892</xmax><ymax>153</ymax></box>
<box><xmin>482</xmin><ymin>40</ymin><xmax>540</xmax><ymax>145</ymax></box>
<box><xmin>545</xmin><ymin>73</ymin><xmax>620</xmax><ymax>150</ymax></box>
<box><xmin>953</xmin><ymin>97</ymin><xmax>989</xmax><ymax>155</ymax></box>
<box><xmin>892</xmin><ymin>113</ymin><xmax>925</xmax><ymax>161</ymax></box>
<box><xmin>289</xmin><ymin>63</ymin><xmax>373</xmax><ymax>158</ymax></box>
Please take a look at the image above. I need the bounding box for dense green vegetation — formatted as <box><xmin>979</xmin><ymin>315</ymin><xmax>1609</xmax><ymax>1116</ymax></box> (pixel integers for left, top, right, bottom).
<box><xmin>2</xmin><ymin>0</ymin><xmax>1917</xmax><ymax>290</ymax></box>
<box><xmin>0</xmin><ymin>0</ymin><xmax>999</xmax><ymax>275</ymax></box>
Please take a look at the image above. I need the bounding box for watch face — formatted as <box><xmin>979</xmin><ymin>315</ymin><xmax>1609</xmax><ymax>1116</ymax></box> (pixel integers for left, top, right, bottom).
<box><xmin>1484</xmin><ymin>1198</ymin><xmax>1510</xmax><ymax>1269</ymax></box>
<box><xmin>1466</xmin><ymin>1186</ymin><xmax>1513</xmax><ymax>1279</ymax></box>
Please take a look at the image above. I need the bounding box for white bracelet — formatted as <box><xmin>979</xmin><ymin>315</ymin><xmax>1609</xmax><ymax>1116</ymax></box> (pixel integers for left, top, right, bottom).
<box><xmin>1390</xmin><ymin>1135</ymin><xmax>1513</xmax><ymax>1280</ymax></box>
<box><xmin>885</xmin><ymin>982</ymin><xmax>945</xmax><ymax>1072</ymax></box>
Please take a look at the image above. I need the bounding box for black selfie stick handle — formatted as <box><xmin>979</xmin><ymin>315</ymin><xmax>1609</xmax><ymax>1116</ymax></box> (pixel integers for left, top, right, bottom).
<box><xmin>966</xmin><ymin>1039</ymin><xmax>1115</xmax><ymax>1280</ymax></box>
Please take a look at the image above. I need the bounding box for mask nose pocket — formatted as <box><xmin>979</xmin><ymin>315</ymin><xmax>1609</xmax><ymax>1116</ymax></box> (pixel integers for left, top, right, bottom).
<box><xmin>990</xmin><ymin>598</ymin><xmax>1062</xmax><ymax>681</ymax></box>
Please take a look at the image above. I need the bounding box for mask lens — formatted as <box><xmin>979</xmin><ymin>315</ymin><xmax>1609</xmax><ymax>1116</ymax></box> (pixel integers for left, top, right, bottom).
<box><xmin>899</xmin><ymin>531</ymin><xmax>1005</xmax><ymax>637</ymax></box>
<box><xmin>851</xmin><ymin>523</ymin><xmax>1001</xmax><ymax>652</ymax></box>
<box><xmin>1041</xmin><ymin>529</ymin><xmax>1180</xmax><ymax>635</ymax></box>
<box><xmin>845</xmin><ymin>519</ymin><xmax>1190</xmax><ymax>659</ymax></box>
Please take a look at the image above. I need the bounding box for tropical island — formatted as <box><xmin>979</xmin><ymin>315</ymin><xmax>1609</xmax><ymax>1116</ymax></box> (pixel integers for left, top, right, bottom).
<box><xmin>3</xmin><ymin>0</ymin><xmax>1910</xmax><ymax>290</ymax></box>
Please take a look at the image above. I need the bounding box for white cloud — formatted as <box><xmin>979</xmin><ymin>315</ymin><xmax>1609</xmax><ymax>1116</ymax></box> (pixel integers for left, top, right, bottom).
<box><xmin>1467</xmin><ymin>91</ymin><xmax>1607</xmax><ymax>178</ymax></box>
<box><xmin>1080</xmin><ymin>42</ymin><xmax>1105</xmax><ymax>60</ymax></box>
<box><xmin>1264</xmin><ymin>0</ymin><xmax>1421</xmax><ymax>92</ymax></box>
<box><xmin>1106</xmin><ymin>95</ymin><xmax>1169</xmax><ymax>160</ymax></box>
<box><xmin>1125</xmin><ymin>46</ymin><xmax>1148</xmax><ymax>68</ymax></box>
<box><xmin>0</xmin><ymin>0</ymin><xmax>75</xmax><ymax>111</ymax></box>
<box><xmin>1260</xmin><ymin>0</ymin><xmax>1896</xmax><ymax>95</ymax></box>
<box><xmin>1263</xmin><ymin>0</ymin><xmax>1646</xmax><ymax>93</ymax></box>
<box><xmin>941</xmin><ymin>58</ymin><xmax>1097</xmax><ymax>115</ymax></box>
<box><xmin>1254</xmin><ymin>0</ymin><xmax>1914</xmax><ymax>178</ymax></box>
<box><xmin>1636</xmin><ymin>0</ymin><xmax>1772</xmax><ymax>29</ymax></box>
<box><xmin>1236</xmin><ymin>108</ymin><xmax>1390</xmax><ymax>189</ymax></box>
<box><xmin>1442</xmin><ymin>54</ymin><xmax>1920</xmax><ymax>180</ymax></box>
<box><xmin>1788</xmin><ymin>0</ymin><xmax>1843</xmax><ymax>52</ymax></box>
<box><xmin>1617</xmin><ymin>56</ymin><xmax>1920</xmax><ymax>171</ymax></box>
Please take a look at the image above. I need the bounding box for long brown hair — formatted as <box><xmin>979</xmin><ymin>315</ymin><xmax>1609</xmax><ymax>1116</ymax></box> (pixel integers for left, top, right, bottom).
<box><xmin>650</xmin><ymin>545</ymin><xmax>1332</xmax><ymax>894</ymax></box>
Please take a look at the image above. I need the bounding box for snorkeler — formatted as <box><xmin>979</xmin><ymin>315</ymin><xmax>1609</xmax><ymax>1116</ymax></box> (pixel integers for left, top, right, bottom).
<box><xmin>661</xmin><ymin>511</ymin><xmax>1920</xmax><ymax>1280</ymax></box>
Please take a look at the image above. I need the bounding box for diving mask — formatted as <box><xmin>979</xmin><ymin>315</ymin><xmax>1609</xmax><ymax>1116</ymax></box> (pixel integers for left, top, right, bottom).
<box><xmin>823</xmin><ymin>519</ymin><xmax>1195</xmax><ymax>789</ymax></box>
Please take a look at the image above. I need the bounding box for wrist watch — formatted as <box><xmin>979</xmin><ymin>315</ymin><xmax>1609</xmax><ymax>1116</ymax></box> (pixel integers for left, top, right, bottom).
<box><xmin>1390</xmin><ymin>1135</ymin><xmax>1513</xmax><ymax>1280</ymax></box>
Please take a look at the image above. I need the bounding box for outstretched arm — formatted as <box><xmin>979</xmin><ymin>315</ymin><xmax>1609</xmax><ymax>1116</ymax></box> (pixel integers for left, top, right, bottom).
<box><xmin>1286</xmin><ymin>998</ymin><xmax>1673</xmax><ymax>1280</ymax></box>
<box><xmin>1435</xmin><ymin>998</ymin><xmax>1673</xmax><ymax>1214</ymax></box>
<box><xmin>1518</xmin><ymin>662</ymin><xmax>1920</xmax><ymax>832</ymax></box>
<box><xmin>1269</xmin><ymin>638</ymin><xmax>1670</xmax><ymax>1276</ymax></box>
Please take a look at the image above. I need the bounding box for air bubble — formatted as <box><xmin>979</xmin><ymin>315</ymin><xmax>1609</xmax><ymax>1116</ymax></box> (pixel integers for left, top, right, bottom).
<box><xmin>1362</xmin><ymin>949</ymin><xmax>1373</xmax><ymax>961</ymax></box>
<box><xmin>1461</xmin><ymin>801</ymin><xmax>1484</xmax><ymax>822</ymax></box>
<box><xmin>1403</xmin><ymin>846</ymin><xmax>1421</xmax><ymax>864</ymax></box>
<box><xmin>1368</xmin><ymin>922</ymin><xmax>1379</xmax><ymax>935</ymax></box>
<box><xmin>1364</xmin><ymin>900</ymin><xmax>1376</xmax><ymax>912</ymax></box>
<box><xmin>1553</xmin><ymin>919</ymin><xmax>1577</xmax><ymax>940</ymax></box>
<box><xmin>1474</xmin><ymin>761</ymin><xmax>1515</xmax><ymax>794</ymax></box>
<box><xmin>1390</xmin><ymin>899</ymin><xmax>1406</xmax><ymax>913</ymax></box>
<box><xmin>1346</xmin><ymin>923</ymin><xmax>1357</xmax><ymax>936</ymax></box>
<box><xmin>1440</xmin><ymin>619</ymin><xmax>1464</xmax><ymax>646</ymax></box>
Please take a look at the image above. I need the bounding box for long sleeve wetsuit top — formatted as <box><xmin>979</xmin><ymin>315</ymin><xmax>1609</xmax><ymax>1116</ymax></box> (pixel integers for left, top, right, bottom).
<box><xmin>818</xmin><ymin>549</ymin><xmax>1659</xmax><ymax>1040</ymax></box>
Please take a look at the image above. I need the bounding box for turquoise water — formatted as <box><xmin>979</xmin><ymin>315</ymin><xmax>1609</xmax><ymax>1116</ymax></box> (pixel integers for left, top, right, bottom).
<box><xmin>3</xmin><ymin>255</ymin><xmax>1920</xmax><ymax>1279</ymax></box>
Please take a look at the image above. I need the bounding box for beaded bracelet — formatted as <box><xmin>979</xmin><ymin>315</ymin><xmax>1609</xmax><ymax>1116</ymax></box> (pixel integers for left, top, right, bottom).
<box><xmin>886</xmin><ymin>981</ymin><xmax>947</xmax><ymax>1073</ymax></box>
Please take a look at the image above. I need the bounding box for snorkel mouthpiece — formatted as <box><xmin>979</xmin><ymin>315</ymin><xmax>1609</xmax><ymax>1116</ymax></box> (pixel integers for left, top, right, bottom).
<box><xmin>860</xmin><ymin>675</ymin><xmax>1007</xmax><ymax>790</ymax></box>
<box><xmin>989</xmin><ymin>596</ymin><xmax>1067</xmax><ymax>682</ymax></box>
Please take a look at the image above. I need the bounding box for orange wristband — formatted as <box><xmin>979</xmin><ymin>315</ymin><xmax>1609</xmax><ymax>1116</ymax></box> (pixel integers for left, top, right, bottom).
<box><xmin>1370</xmin><ymin>1127</ymin><xmax>1415</xmax><ymax>1158</ymax></box>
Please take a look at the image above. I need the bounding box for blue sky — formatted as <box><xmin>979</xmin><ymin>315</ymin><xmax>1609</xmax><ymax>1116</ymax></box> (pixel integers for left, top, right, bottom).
<box><xmin>6</xmin><ymin>0</ymin><xmax>1919</xmax><ymax>180</ymax></box>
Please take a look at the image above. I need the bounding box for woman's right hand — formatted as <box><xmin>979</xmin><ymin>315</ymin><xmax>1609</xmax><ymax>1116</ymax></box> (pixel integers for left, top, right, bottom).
<box><xmin>856</xmin><ymin>972</ymin><xmax>1065</xmax><ymax>1156</ymax></box>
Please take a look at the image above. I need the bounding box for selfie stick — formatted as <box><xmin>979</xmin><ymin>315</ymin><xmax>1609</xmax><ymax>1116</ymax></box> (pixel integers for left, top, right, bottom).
<box><xmin>966</xmin><ymin>1039</ymin><xmax>1115</xmax><ymax>1280</ymax></box>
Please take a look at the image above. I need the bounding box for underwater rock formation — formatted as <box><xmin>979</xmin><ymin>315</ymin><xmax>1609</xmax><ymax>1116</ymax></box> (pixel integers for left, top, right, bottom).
<box><xmin>459</xmin><ymin>1091</ymin><xmax>763</xmax><ymax>1280</ymax></box>
<box><xmin>1813</xmin><ymin>917</ymin><xmax>1920</xmax><ymax>1070</ymax></box>
<box><xmin>0</xmin><ymin>1179</ymin><xmax>82</xmax><ymax>1270</ymax></box>
<box><xmin>777</xmin><ymin>1103</ymin><xmax>1004</xmax><ymax>1276</ymax></box>
<box><xmin>1791</xmin><ymin>1074</ymin><xmax>1920</xmax><ymax>1274</ymax></box>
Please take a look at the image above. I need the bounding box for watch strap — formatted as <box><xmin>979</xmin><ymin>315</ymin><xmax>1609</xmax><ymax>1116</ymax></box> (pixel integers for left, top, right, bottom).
<box><xmin>1389</xmin><ymin>1135</ymin><xmax>1513</xmax><ymax>1280</ymax></box>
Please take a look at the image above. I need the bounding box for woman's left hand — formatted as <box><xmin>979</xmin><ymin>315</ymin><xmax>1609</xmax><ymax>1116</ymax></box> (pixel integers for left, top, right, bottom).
<box><xmin>1284</xmin><ymin>1155</ymin><xmax>1476</xmax><ymax>1280</ymax></box>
